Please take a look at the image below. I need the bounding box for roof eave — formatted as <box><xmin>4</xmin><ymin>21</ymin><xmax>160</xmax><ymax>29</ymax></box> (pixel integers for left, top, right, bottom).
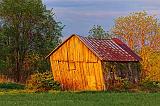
<box><xmin>102</xmin><ymin>59</ymin><xmax>140</xmax><ymax>62</ymax></box>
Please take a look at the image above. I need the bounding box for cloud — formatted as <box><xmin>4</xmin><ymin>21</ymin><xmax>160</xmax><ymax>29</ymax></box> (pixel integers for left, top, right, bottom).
<box><xmin>55</xmin><ymin>8</ymin><xmax>128</xmax><ymax>18</ymax></box>
<box><xmin>43</xmin><ymin>0</ymin><xmax>160</xmax><ymax>12</ymax></box>
<box><xmin>42</xmin><ymin>0</ymin><xmax>160</xmax><ymax>37</ymax></box>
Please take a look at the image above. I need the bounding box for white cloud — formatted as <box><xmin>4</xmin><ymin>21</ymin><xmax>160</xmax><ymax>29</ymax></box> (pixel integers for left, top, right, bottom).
<box><xmin>54</xmin><ymin>7</ymin><xmax>129</xmax><ymax>19</ymax></box>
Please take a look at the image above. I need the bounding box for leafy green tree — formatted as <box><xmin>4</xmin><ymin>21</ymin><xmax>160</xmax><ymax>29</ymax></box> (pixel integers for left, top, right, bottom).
<box><xmin>0</xmin><ymin>0</ymin><xmax>63</xmax><ymax>82</ymax></box>
<box><xmin>88</xmin><ymin>25</ymin><xmax>113</xmax><ymax>39</ymax></box>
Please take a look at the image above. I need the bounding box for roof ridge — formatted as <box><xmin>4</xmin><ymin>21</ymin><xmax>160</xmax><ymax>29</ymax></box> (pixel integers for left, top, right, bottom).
<box><xmin>78</xmin><ymin>35</ymin><xmax>115</xmax><ymax>40</ymax></box>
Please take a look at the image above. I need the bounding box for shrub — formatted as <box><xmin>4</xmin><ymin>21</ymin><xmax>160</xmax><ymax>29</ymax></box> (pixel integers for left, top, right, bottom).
<box><xmin>121</xmin><ymin>78</ymin><xmax>133</xmax><ymax>89</ymax></box>
<box><xmin>26</xmin><ymin>71</ymin><xmax>61</xmax><ymax>92</ymax></box>
<box><xmin>107</xmin><ymin>77</ymin><xmax>139</xmax><ymax>92</ymax></box>
<box><xmin>0</xmin><ymin>83</ymin><xmax>25</xmax><ymax>90</ymax></box>
<box><xmin>140</xmin><ymin>80</ymin><xmax>160</xmax><ymax>92</ymax></box>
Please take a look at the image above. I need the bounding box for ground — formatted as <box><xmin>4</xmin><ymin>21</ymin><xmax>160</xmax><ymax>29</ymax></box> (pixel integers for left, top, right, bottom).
<box><xmin>0</xmin><ymin>92</ymin><xmax>160</xmax><ymax>106</ymax></box>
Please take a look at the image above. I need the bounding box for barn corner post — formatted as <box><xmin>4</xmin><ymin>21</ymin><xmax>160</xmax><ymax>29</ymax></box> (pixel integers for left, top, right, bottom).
<box><xmin>101</xmin><ymin>61</ymin><xmax>108</xmax><ymax>90</ymax></box>
<box><xmin>100</xmin><ymin>61</ymin><xmax>107</xmax><ymax>90</ymax></box>
<box><xmin>134</xmin><ymin>61</ymin><xmax>141</xmax><ymax>84</ymax></box>
<box><xmin>127</xmin><ymin>61</ymin><xmax>141</xmax><ymax>84</ymax></box>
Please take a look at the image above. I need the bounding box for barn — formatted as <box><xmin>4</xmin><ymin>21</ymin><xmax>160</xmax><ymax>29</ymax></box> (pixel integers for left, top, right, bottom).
<box><xmin>46</xmin><ymin>34</ymin><xmax>142</xmax><ymax>91</ymax></box>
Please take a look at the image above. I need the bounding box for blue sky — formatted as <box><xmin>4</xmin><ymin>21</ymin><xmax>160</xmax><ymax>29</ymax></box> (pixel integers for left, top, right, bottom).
<box><xmin>43</xmin><ymin>0</ymin><xmax>160</xmax><ymax>38</ymax></box>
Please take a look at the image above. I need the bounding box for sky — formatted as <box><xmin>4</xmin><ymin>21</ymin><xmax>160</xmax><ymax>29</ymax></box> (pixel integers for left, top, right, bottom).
<box><xmin>43</xmin><ymin>0</ymin><xmax>160</xmax><ymax>38</ymax></box>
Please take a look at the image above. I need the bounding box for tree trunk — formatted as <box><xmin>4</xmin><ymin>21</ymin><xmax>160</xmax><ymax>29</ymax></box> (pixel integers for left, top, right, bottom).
<box><xmin>15</xmin><ymin>45</ymin><xmax>20</xmax><ymax>82</ymax></box>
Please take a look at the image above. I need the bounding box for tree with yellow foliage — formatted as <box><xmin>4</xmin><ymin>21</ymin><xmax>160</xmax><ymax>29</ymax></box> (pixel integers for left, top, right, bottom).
<box><xmin>112</xmin><ymin>11</ymin><xmax>160</xmax><ymax>81</ymax></box>
<box><xmin>112</xmin><ymin>11</ymin><xmax>160</xmax><ymax>51</ymax></box>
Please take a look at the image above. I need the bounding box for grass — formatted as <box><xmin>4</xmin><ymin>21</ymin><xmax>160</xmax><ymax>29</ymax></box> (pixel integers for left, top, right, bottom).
<box><xmin>0</xmin><ymin>91</ymin><xmax>160</xmax><ymax>106</ymax></box>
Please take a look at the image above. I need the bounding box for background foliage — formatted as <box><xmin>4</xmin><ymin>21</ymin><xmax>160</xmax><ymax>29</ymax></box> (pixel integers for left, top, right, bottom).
<box><xmin>88</xmin><ymin>25</ymin><xmax>114</xmax><ymax>39</ymax></box>
<box><xmin>0</xmin><ymin>0</ymin><xmax>63</xmax><ymax>83</ymax></box>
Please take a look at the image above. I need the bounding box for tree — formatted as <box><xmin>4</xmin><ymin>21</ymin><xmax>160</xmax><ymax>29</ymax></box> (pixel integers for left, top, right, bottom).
<box><xmin>112</xmin><ymin>11</ymin><xmax>160</xmax><ymax>81</ymax></box>
<box><xmin>0</xmin><ymin>0</ymin><xmax>63</xmax><ymax>82</ymax></box>
<box><xmin>88</xmin><ymin>25</ymin><xmax>113</xmax><ymax>39</ymax></box>
<box><xmin>139</xmin><ymin>47</ymin><xmax>160</xmax><ymax>81</ymax></box>
<box><xmin>112</xmin><ymin>11</ymin><xmax>160</xmax><ymax>52</ymax></box>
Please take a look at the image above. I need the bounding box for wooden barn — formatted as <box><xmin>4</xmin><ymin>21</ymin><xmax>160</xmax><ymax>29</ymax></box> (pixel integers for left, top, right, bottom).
<box><xmin>46</xmin><ymin>34</ymin><xmax>142</xmax><ymax>91</ymax></box>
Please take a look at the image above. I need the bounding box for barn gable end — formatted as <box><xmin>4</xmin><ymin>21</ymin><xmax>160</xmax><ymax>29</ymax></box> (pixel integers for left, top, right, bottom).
<box><xmin>50</xmin><ymin>35</ymin><xmax>99</xmax><ymax>62</ymax></box>
<box><xmin>49</xmin><ymin>35</ymin><xmax>105</xmax><ymax>91</ymax></box>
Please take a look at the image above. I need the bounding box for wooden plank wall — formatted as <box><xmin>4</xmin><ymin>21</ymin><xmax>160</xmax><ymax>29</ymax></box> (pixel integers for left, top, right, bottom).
<box><xmin>50</xmin><ymin>36</ymin><xmax>105</xmax><ymax>91</ymax></box>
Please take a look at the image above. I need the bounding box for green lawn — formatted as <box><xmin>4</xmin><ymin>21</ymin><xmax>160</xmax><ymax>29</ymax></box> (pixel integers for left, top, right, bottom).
<box><xmin>0</xmin><ymin>92</ymin><xmax>160</xmax><ymax>106</ymax></box>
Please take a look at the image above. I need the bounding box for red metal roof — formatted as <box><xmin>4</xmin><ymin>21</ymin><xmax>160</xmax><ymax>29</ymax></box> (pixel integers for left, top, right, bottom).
<box><xmin>47</xmin><ymin>34</ymin><xmax>141</xmax><ymax>61</ymax></box>
<box><xmin>79</xmin><ymin>36</ymin><xmax>141</xmax><ymax>61</ymax></box>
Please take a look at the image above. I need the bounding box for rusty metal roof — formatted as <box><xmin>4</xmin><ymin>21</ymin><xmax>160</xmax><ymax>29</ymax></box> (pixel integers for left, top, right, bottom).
<box><xmin>46</xmin><ymin>34</ymin><xmax>141</xmax><ymax>61</ymax></box>
<box><xmin>78</xmin><ymin>36</ymin><xmax>141</xmax><ymax>61</ymax></box>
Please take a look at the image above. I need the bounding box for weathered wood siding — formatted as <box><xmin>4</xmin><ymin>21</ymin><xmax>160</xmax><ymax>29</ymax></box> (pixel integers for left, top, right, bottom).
<box><xmin>50</xmin><ymin>36</ymin><xmax>105</xmax><ymax>91</ymax></box>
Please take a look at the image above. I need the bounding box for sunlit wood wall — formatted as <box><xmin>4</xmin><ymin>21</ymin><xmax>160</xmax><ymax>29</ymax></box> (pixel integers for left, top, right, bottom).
<box><xmin>50</xmin><ymin>36</ymin><xmax>105</xmax><ymax>91</ymax></box>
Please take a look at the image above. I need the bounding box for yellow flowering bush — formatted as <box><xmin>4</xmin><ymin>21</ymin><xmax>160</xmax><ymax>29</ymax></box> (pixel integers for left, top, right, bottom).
<box><xmin>26</xmin><ymin>71</ymin><xmax>60</xmax><ymax>92</ymax></box>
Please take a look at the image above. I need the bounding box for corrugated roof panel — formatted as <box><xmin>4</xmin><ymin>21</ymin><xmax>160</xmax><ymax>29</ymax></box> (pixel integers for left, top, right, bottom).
<box><xmin>79</xmin><ymin>36</ymin><xmax>141</xmax><ymax>61</ymax></box>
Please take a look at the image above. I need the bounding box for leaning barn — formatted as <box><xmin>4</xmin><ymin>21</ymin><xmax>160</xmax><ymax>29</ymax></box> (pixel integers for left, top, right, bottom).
<box><xmin>47</xmin><ymin>34</ymin><xmax>141</xmax><ymax>91</ymax></box>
